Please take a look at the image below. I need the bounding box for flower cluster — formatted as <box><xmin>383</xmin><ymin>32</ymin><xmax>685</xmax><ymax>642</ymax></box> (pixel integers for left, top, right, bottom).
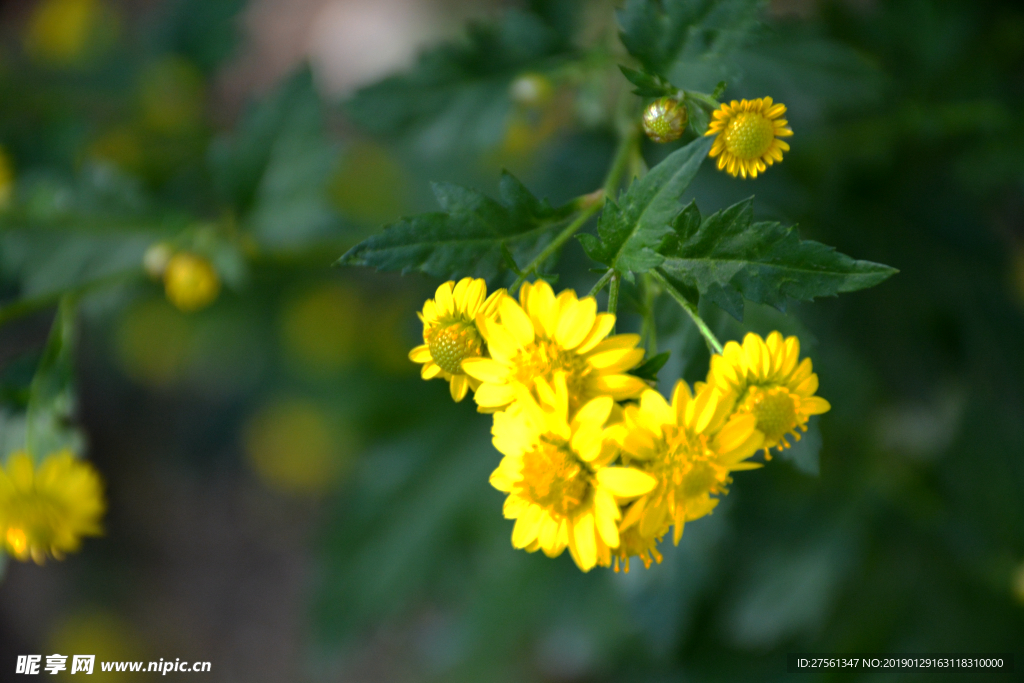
<box><xmin>412</xmin><ymin>279</ymin><xmax>830</xmax><ymax>572</ymax></box>
<box><xmin>0</xmin><ymin>450</ymin><xmax>105</xmax><ymax>564</ymax></box>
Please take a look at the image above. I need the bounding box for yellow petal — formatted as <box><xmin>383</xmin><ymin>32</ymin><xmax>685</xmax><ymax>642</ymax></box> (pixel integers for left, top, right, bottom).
<box><xmin>452</xmin><ymin>277</ymin><xmax>471</xmax><ymax>309</ymax></box>
<box><xmin>794</xmin><ymin>374</ymin><xmax>819</xmax><ymax>397</ymax></box>
<box><xmin>594</xmin><ymin>488</ymin><xmax>621</xmax><ymax>548</ymax></box>
<box><xmin>596</xmin><ymin>467</ymin><xmax>656</xmax><ymax>498</ymax></box>
<box><xmin>512</xmin><ymin>505</ymin><xmax>543</xmax><ymax>548</ymax></box>
<box><xmin>421</xmin><ymin>362</ymin><xmax>443</xmax><ymax>380</ymax></box>
<box><xmin>434</xmin><ymin>281</ymin><xmax>455</xmax><ymax>315</ymax></box>
<box><xmin>492</xmin><ymin>467</ymin><xmax>520</xmax><ymax>494</ymax></box>
<box><xmin>671</xmin><ymin>380</ymin><xmax>693</xmax><ymax>424</ymax></box>
<box><xmin>588</xmin><ymin>347</ymin><xmax>644</xmax><ymax>373</ymax></box>
<box><xmin>570</xmin><ymin>512</ymin><xmax>597</xmax><ymax>571</ymax></box>
<box><xmin>556</xmin><ymin>297</ymin><xmax>597</xmax><ymax>350</ymax></box>
<box><xmin>590</xmin><ymin>374</ymin><xmax>647</xmax><ymax>400</ymax></box>
<box><xmin>408</xmin><ymin>345</ymin><xmax>432</xmax><ymax>363</ymax></box>
<box><xmin>461</xmin><ymin>358</ymin><xmax>509</xmax><ymax>384</ymax></box>
<box><xmin>449</xmin><ymin>374</ymin><xmax>470</xmax><ymax>402</ymax></box>
<box><xmin>499</xmin><ymin>298</ymin><xmax>535</xmax><ymax>346</ymax></box>
<box><xmin>572</xmin><ymin>395</ymin><xmax>613</xmax><ymax>430</ymax></box>
<box><xmin>802</xmin><ymin>396</ymin><xmax>831</xmax><ymax>415</ymax></box>
<box><xmin>474</xmin><ymin>383</ymin><xmax>517</xmax><ymax>410</ymax></box>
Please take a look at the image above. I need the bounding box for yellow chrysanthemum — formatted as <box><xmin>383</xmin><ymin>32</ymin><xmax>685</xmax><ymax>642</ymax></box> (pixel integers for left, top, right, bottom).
<box><xmin>489</xmin><ymin>375</ymin><xmax>656</xmax><ymax>572</ymax></box>
<box><xmin>599</xmin><ymin>522</ymin><xmax>668</xmax><ymax>574</ymax></box>
<box><xmin>462</xmin><ymin>280</ymin><xmax>647</xmax><ymax>415</ymax></box>
<box><xmin>163</xmin><ymin>252</ymin><xmax>220</xmax><ymax>312</ymax></box>
<box><xmin>0</xmin><ymin>450</ymin><xmax>105</xmax><ymax>564</ymax></box>
<box><xmin>705</xmin><ymin>97</ymin><xmax>792</xmax><ymax>179</ymax></box>
<box><xmin>707</xmin><ymin>332</ymin><xmax>831</xmax><ymax>455</ymax></box>
<box><xmin>617</xmin><ymin>381</ymin><xmax>765</xmax><ymax>552</ymax></box>
<box><xmin>409</xmin><ymin>278</ymin><xmax>505</xmax><ymax>402</ymax></box>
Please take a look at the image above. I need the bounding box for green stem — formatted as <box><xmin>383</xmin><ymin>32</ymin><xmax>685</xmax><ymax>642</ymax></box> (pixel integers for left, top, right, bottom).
<box><xmin>641</xmin><ymin>273</ymin><xmax>657</xmax><ymax>354</ymax></box>
<box><xmin>510</xmin><ymin>126</ymin><xmax>641</xmax><ymax>294</ymax></box>
<box><xmin>650</xmin><ymin>269</ymin><xmax>723</xmax><ymax>355</ymax></box>
<box><xmin>607</xmin><ymin>272</ymin><xmax>620</xmax><ymax>331</ymax></box>
<box><xmin>0</xmin><ymin>269</ymin><xmax>143</xmax><ymax>330</ymax></box>
<box><xmin>684</xmin><ymin>90</ymin><xmax>721</xmax><ymax>110</ymax></box>
<box><xmin>509</xmin><ymin>203</ymin><xmax>602</xmax><ymax>294</ymax></box>
<box><xmin>586</xmin><ymin>269</ymin><xmax>614</xmax><ymax>298</ymax></box>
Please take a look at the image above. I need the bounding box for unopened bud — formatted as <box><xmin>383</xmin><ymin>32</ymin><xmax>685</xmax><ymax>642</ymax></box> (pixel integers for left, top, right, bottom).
<box><xmin>163</xmin><ymin>252</ymin><xmax>220</xmax><ymax>312</ymax></box>
<box><xmin>642</xmin><ymin>97</ymin><xmax>688</xmax><ymax>143</ymax></box>
<box><xmin>510</xmin><ymin>73</ymin><xmax>553</xmax><ymax>108</ymax></box>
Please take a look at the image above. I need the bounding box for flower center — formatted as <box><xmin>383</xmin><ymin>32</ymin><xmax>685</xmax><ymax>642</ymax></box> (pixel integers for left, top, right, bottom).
<box><xmin>426</xmin><ymin>320</ymin><xmax>483</xmax><ymax>375</ymax></box>
<box><xmin>5</xmin><ymin>527</ymin><xmax>28</xmax><ymax>557</ymax></box>
<box><xmin>662</xmin><ymin>427</ymin><xmax>730</xmax><ymax>500</ymax></box>
<box><xmin>738</xmin><ymin>385</ymin><xmax>799</xmax><ymax>446</ymax></box>
<box><xmin>723</xmin><ymin>112</ymin><xmax>776</xmax><ymax>160</ymax></box>
<box><xmin>518</xmin><ymin>435</ymin><xmax>590</xmax><ymax>517</ymax></box>
<box><xmin>512</xmin><ymin>339</ymin><xmax>591</xmax><ymax>410</ymax></box>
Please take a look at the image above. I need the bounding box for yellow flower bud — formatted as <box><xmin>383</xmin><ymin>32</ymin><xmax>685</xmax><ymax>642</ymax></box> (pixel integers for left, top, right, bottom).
<box><xmin>163</xmin><ymin>253</ymin><xmax>219</xmax><ymax>312</ymax></box>
<box><xmin>642</xmin><ymin>97</ymin><xmax>688</xmax><ymax>143</ymax></box>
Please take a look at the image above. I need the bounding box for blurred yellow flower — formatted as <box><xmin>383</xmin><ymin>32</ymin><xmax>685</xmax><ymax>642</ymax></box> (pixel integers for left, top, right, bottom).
<box><xmin>48</xmin><ymin>611</ymin><xmax>147</xmax><ymax>682</ymax></box>
<box><xmin>410</xmin><ymin>278</ymin><xmax>505</xmax><ymax>402</ymax></box>
<box><xmin>243</xmin><ymin>398</ymin><xmax>354</xmax><ymax>496</ymax></box>
<box><xmin>0</xmin><ymin>450</ymin><xmax>105</xmax><ymax>564</ymax></box>
<box><xmin>163</xmin><ymin>252</ymin><xmax>220</xmax><ymax>312</ymax></box>
<box><xmin>617</xmin><ymin>382</ymin><xmax>763</xmax><ymax>555</ymax></box>
<box><xmin>706</xmin><ymin>97</ymin><xmax>792</xmax><ymax>179</ymax></box>
<box><xmin>489</xmin><ymin>374</ymin><xmax>655</xmax><ymax>572</ymax></box>
<box><xmin>115</xmin><ymin>298</ymin><xmax>192</xmax><ymax>387</ymax></box>
<box><xmin>280</xmin><ymin>283</ymin><xmax>360</xmax><ymax>375</ymax></box>
<box><xmin>706</xmin><ymin>332</ymin><xmax>830</xmax><ymax>455</ymax></box>
<box><xmin>329</xmin><ymin>141</ymin><xmax>410</xmax><ymax>225</ymax></box>
<box><xmin>462</xmin><ymin>280</ymin><xmax>647</xmax><ymax>415</ymax></box>
<box><xmin>1013</xmin><ymin>561</ymin><xmax>1024</xmax><ymax>605</ymax></box>
<box><xmin>600</xmin><ymin>523</ymin><xmax>667</xmax><ymax>574</ymax></box>
<box><xmin>25</xmin><ymin>0</ymin><xmax>117</xmax><ymax>67</ymax></box>
<box><xmin>0</xmin><ymin>146</ymin><xmax>13</xmax><ymax>209</ymax></box>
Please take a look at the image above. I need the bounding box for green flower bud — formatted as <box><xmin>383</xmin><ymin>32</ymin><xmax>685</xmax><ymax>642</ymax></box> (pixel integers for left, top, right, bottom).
<box><xmin>642</xmin><ymin>97</ymin><xmax>688</xmax><ymax>143</ymax></box>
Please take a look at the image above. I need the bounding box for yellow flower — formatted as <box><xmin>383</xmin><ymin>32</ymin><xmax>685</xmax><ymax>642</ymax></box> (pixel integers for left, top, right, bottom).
<box><xmin>0</xmin><ymin>451</ymin><xmax>105</xmax><ymax>564</ymax></box>
<box><xmin>617</xmin><ymin>381</ymin><xmax>765</xmax><ymax>551</ymax></box>
<box><xmin>489</xmin><ymin>374</ymin><xmax>656</xmax><ymax>572</ymax></box>
<box><xmin>462</xmin><ymin>280</ymin><xmax>647</xmax><ymax>415</ymax></box>
<box><xmin>409</xmin><ymin>278</ymin><xmax>505</xmax><ymax>402</ymax></box>
<box><xmin>706</xmin><ymin>97</ymin><xmax>792</xmax><ymax>179</ymax></box>
<box><xmin>707</xmin><ymin>332</ymin><xmax>831</xmax><ymax>455</ymax></box>
<box><xmin>163</xmin><ymin>252</ymin><xmax>220</xmax><ymax>312</ymax></box>
<box><xmin>600</xmin><ymin>523</ymin><xmax>667</xmax><ymax>574</ymax></box>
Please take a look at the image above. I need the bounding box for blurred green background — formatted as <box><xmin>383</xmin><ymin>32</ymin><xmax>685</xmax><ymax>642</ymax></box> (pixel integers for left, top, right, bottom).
<box><xmin>0</xmin><ymin>0</ymin><xmax>1023</xmax><ymax>681</ymax></box>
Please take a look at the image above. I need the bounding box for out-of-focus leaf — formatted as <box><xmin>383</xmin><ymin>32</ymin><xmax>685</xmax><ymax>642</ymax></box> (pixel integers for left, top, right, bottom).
<box><xmin>658</xmin><ymin>198</ymin><xmax>898</xmax><ymax>320</ymax></box>
<box><xmin>25</xmin><ymin>298</ymin><xmax>84</xmax><ymax>458</ymax></box>
<box><xmin>152</xmin><ymin>0</ymin><xmax>247</xmax><ymax>73</ymax></box>
<box><xmin>618</xmin><ymin>0</ymin><xmax>759</xmax><ymax>91</ymax></box>
<box><xmin>338</xmin><ymin>172</ymin><xmax>573</xmax><ymax>279</ymax></box>
<box><xmin>578</xmin><ymin>136</ymin><xmax>711</xmax><ymax>281</ymax></box>
<box><xmin>345</xmin><ymin>6</ymin><xmax>576</xmax><ymax>153</ymax></box>
<box><xmin>618</xmin><ymin>65</ymin><xmax>675</xmax><ymax>98</ymax></box>
<box><xmin>209</xmin><ymin>69</ymin><xmax>345</xmax><ymax>247</ymax></box>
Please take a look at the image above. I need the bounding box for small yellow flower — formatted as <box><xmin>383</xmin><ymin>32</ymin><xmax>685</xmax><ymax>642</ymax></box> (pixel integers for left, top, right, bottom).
<box><xmin>707</xmin><ymin>332</ymin><xmax>831</xmax><ymax>455</ymax></box>
<box><xmin>163</xmin><ymin>252</ymin><xmax>220</xmax><ymax>312</ymax></box>
<box><xmin>462</xmin><ymin>280</ymin><xmax>647</xmax><ymax>415</ymax></box>
<box><xmin>600</xmin><ymin>523</ymin><xmax>667</xmax><ymax>573</ymax></box>
<box><xmin>0</xmin><ymin>451</ymin><xmax>105</xmax><ymax>564</ymax></box>
<box><xmin>489</xmin><ymin>374</ymin><xmax>656</xmax><ymax>572</ymax></box>
<box><xmin>706</xmin><ymin>97</ymin><xmax>792</xmax><ymax>179</ymax></box>
<box><xmin>409</xmin><ymin>278</ymin><xmax>505</xmax><ymax>402</ymax></box>
<box><xmin>617</xmin><ymin>381</ymin><xmax>765</xmax><ymax>552</ymax></box>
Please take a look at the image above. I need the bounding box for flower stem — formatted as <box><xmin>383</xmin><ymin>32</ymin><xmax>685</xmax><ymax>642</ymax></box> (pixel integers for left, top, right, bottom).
<box><xmin>0</xmin><ymin>269</ymin><xmax>143</xmax><ymax>331</ymax></box>
<box><xmin>650</xmin><ymin>269</ymin><xmax>723</xmax><ymax>355</ymax></box>
<box><xmin>607</xmin><ymin>272</ymin><xmax>620</xmax><ymax>317</ymax></box>
<box><xmin>586</xmin><ymin>269</ymin><xmax>614</xmax><ymax>298</ymax></box>
<box><xmin>509</xmin><ymin>124</ymin><xmax>640</xmax><ymax>295</ymax></box>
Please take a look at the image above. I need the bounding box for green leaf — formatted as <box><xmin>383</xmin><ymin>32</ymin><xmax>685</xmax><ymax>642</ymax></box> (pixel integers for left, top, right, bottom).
<box><xmin>629</xmin><ymin>351</ymin><xmax>670</xmax><ymax>381</ymax></box>
<box><xmin>658</xmin><ymin>198</ymin><xmax>898</xmax><ymax>320</ymax></box>
<box><xmin>618</xmin><ymin>65</ymin><xmax>675</xmax><ymax>98</ymax></box>
<box><xmin>618</xmin><ymin>0</ymin><xmax>759</xmax><ymax>91</ymax></box>
<box><xmin>578</xmin><ymin>136</ymin><xmax>712</xmax><ymax>281</ymax></box>
<box><xmin>345</xmin><ymin>6</ymin><xmax>575</xmax><ymax>152</ymax></box>
<box><xmin>338</xmin><ymin>172</ymin><xmax>573</xmax><ymax>279</ymax></box>
<box><xmin>25</xmin><ymin>297</ymin><xmax>85</xmax><ymax>458</ymax></box>
<box><xmin>209</xmin><ymin>68</ymin><xmax>345</xmax><ymax>247</ymax></box>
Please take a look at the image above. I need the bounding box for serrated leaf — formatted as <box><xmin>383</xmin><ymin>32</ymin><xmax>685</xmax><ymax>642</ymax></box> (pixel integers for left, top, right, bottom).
<box><xmin>345</xmin><ymin>6</ymin><xmax>575</xmax><ymax>153</ymax></box>
<box><xmin>338</xmin><ymin>172</ymin><xmax>573</xmax><ymax>279</ymax></box>
<box><xmin>658</xmin><ymin>198</ymin><xmax>898</xmax><ymax>320</ymax></box>
<box><xmin>629</xmin><ymin>351</ymin><xmax>670</xmax><ymax>381</ymax></box>
<box><xmin>619</xmin><ymin>65</ymin><xmax>675</xmax><ymax>97</ymax></box>
<box><xmin>578</xmin><ymin>136</ymin><xmax>712</xmax><ymax>280</ymax></box>
<box><xmin>618</xmin><ymin>0</ymin><xmax>759</xmax><ymax>90</ymax></box>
